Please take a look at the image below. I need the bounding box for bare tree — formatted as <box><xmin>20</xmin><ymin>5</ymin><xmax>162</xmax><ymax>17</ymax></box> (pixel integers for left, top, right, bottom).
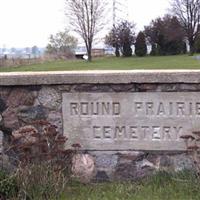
<box><xmin>66</xmin><ymin>0</ymin><xmax>106</xmax><ymax>61</ymax></box>
<box><xmin>171</xmin><ymin>0</ymin><xmax>200</xmax><ymax>55</ymax></box>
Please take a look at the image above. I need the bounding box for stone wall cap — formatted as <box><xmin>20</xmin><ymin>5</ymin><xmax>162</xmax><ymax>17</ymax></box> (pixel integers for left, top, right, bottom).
<box><xmin>1</xmin><ymin>70</ymin><xmax>200</xmax><ymax>85</ymax></box>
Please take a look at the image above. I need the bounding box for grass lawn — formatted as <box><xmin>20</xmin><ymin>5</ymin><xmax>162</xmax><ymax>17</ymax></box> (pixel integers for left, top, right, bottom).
<box><xmin>62</xmin><ymin>171</ymin><xmax>200</xmax><ymax>200</ymax></box>
<box><xmin>0</xmin><ymin>55</ymin><xmax>200</xmax><ymax>72</ymax></box>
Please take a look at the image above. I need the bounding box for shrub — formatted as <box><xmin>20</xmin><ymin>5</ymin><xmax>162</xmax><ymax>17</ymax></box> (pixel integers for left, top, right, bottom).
<box><xmin>0</xmin><ymin>170</ymin><xmax>18</xmax><ymax>199</ymax></box>
<box><xmin>135</xmin><ymin>32</ymin><xmax>147</xmax><ymax>57</ymax></box>
<box><xmin>8</xmin><ymin>120</ymin><xmax>76</xmax><ymax>200</ymax></box>
<box><xmin>122</xmin><ymin>43</ymin><xmax>133</xmax><ymax>57</ymax></box>
<box><xmin>180</xmin><ymin>131</ymin><xmax>200</xmax><ymax>177</ymax></box>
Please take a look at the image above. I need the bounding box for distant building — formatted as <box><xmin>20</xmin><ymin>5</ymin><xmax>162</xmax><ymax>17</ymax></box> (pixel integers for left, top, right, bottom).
<box><xmin>75</xmin><ymin>46</ymin><xmax>110</xmax><ymax>59</ymax></box>
<box><xmin>75</xmin><ymin>46</ymin><xmax>87</xmax><ymax>59</ymax></box>
<box><xmin>91</xmin><ymin>48</ymin><xmax>105</xmax><ymax>57</ymax></box>
<box><xmin>0</xmin><ymin>47</ymin><xmax>44</xmax><ymax>59</ymax></box>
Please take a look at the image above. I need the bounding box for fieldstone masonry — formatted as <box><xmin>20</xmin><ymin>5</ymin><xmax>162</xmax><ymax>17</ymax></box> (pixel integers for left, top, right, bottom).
<box><xmin>0</xmin><ymin>70</ymin><xmax>199</xmax><ymax>181</ymax></box>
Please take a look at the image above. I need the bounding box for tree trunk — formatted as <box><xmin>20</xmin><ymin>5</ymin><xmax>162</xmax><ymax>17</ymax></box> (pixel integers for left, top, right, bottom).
<box><xmin>115</xmin><ymin>45</ymin><xmax>120</xmax><ymax>57</ymax></box>
<box><xmin>86</xmin><ymin>43</ymin><xmax>92</xmax><ymax>62</ymax></box>
<box><xmin>87</xmin><ymin>49</ymin><xmax>92</xmax><ymax>62</ymax></box>
<box><xmin>189</xmin><ymin>39</ymin><xmax>195</xmax><ymax>56</ymax></box>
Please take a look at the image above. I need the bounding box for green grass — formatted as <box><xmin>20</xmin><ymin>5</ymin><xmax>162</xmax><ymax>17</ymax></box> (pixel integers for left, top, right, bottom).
<box><xmin>62</xmin><ymin>171</ymin><xmax>200</xmax><ymax>200</ymax></box>
<box><xmin>1</xmin><ymin>55</ymin><xmax>200</xmax><ymax>72</ymax></box>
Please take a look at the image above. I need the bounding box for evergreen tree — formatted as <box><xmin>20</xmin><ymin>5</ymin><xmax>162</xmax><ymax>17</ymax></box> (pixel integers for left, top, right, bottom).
<box><xmin>135</xmin><ymin>32</ymin><xmax>147</xmax><ymax>57</ymax></box>
<box><xmin>122</xmin><ymin>42</ymin><xmax>132</xmax><ymax>57</ymax></box>
<box><xmin>195</xmin><ymin>36</ymin><xmax>200</xmax><ymax>53</ymax></box>
<box><xmin>145</xmin><ymin>15</ymin><xmax>185</xmax><ymax>55</ymax></box>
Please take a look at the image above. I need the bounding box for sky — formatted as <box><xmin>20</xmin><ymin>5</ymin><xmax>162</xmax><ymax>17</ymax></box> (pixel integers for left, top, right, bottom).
<box><xmin>0</xmin><ymin>0</ymin><xmax>170</xmax><ymax>48</ymax></box>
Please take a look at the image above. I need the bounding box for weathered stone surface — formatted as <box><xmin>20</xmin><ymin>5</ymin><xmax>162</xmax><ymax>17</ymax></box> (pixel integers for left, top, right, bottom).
<box><xmin>156</xmin><ymin>84</ymin><xmax>180</xmax><ymax>92</ymax></box>
<box><xmin>95</xmin><ymin>154</ymin><xmax>118</xmax><ymax>169</ymax></box>
<box><xmin>7</xmin><ymin>88</ymin><xmax>34</xmax><ymax>107</ymax></box>
<box><xmin>2</xmin><ymin>71</ymin><xmax>200</xmax><ymax>86</ymax></box>
<box><xmin>0</xmin><ymin>71</ymin><xmax>200</xmax><ymax>182</ymax></box>
<box><xmin>137</xmin><ymin>159</ymin><xmax>156</xmax><ymax>170</ymax></box>
<box><xmin>118</xmin><ymin>152</ymin><xmax>145</xmax><ymax>164</ymax></box>
<box><xmin>62</xmin><ymin>92</ymin><xmax>200</xmax><ymax>151</ymax></box>
<box><xmin>0</xmin><ymin>98</ymin><xmax>7</xmax><ymax>113</ymax></box>
<box><xmin>111</xmin><ymin>84</ymin><xmax>135</xmax><ymax>92</ymax></box>
<box><xmin>2</xmin><ymin>108</ymin><xmax>20</xmax><ymax>130</ymax></box>
<box><xmin>114</xmin><ymin>161</ymin><xmax>155</xmax><ymax>181</ymax></box>
<box><xmin>0</xmin><ymin>115</ymin><xmax>2</xmax><ymax>123</ymax></box>
<box><xmin>17</xmin><ymin>105</ymin><xmax>47</xmax><ymax>123</ymax></box>
<box><xmin>95</xmin><ymin>171</ymin><xmax>110</xmax><ymax>182</ymax></box>
<box><xmin>171</xmin><ymin>154</ymin><xmax>194</xmax><ymax>172</ymax></box>
<box><xmin>72</xmin><ymin>154</ymin><xmax>95</xmax><ymax>183</ymax></box>
<box><xmin>12</xmin><ymin>125</ymin><xmax>38</xmax><ymax>144</ymax></box>
<box><xmin>72</xmin><ymin>84</ymin><xmax>113</xmax><ymax>92</ymax></box>
<box><xmin>179</xmin><ymin>84</ymin><xmax>200</xmax><ymax>91</ymax></box>
<box><xmin>48</xmin><ymin>111</ymin><xmax>62</xmax><ymax>133</ymax></box>
<box><xmin>159</xmin><ymin>155</ymin><xmax>173</xmax><ymax>170</ymax></box>
<box><xmin>38</xmin><ymin>87</ymin><xmax>61</xmax><ymax>110</ymax></box>
<box><xmin>26</xmin><ymin>85</ymin><xmax>42</xmax><ymax>91</ymax></box>
<box><xmin>0</xmin><ymin>154</ymin><xmax>14</xmax><ymax>172</ymax></box>
<box><xmin>136</xmin><ymin>84</ymin><xmax>158</xmax><ymax>92</ymax></box>
<box><xmin>0</xmin><ymin>131</ymin><xmax>3</xmax><ymax>153</ymax></box>
<box><xmin>0</xmin><ymin>87</ymin><xmax>11</xmax><ymax>102</ymax></box>
<box><xmin>57</xmin><ymin>85</ymin><xmax>72</xmax><ymax>92</ymax></box>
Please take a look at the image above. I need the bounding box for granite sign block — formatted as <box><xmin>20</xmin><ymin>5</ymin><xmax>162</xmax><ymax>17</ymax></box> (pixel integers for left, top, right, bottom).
<box><xmin>62</xmin><ymin>92</ymin><xmax>200</xmax><ymax>151</ymax></box>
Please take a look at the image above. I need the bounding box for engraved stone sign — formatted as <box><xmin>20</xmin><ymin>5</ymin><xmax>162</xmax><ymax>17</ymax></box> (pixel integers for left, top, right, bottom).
<box><xmin>62</xmin><ymin>92</ymin><xmax>200</xmax><ymax>151</ymax></box>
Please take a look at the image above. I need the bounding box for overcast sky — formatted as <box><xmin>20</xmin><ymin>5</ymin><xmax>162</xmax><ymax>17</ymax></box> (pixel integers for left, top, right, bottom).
<box><xmin>0</xmin><ymin>0</ymin><xmax>170</xmax><ymax>48</ymax></box>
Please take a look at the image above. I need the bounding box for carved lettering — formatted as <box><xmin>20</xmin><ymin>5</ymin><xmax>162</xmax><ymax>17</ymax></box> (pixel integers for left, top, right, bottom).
<box><xmin>157</xmin><ymin>103</ymin><xmax>165</xmax><ymax>116</ymax></box>
<box><xmin>146</xmin><ymin>102</ymin><xmax>154</xmax><ymax>115</ymax></box>
<box><xmin>163</xmin><ymin>126</ymin><xmax>172</xmax><ymax>140</ymax></box>
<box><xmin>102</xmin><ymin>102</ymin><xmax>110</xmax><ymax>115</ymax></box>
<box><xmin>196</xmin><ymin>103</ymin><xmax>200</xmax><ymax>115</ymax></box>
<box><xmin>113</xmin><ymin>102</ymin><xmax>121</xmax><ymax>115</ymax></box>
<box><xmin>91</xmin><ymin>102</ymin><xmax>99</xmax><ymax>115</ymax></box>
<box><xmin>115</xmin><ymin>126</ymin><xmax>126</xmax><ymax>139</ymax></box>
<box><xmin>92</xmin><ymin>125</ymin><xmax>183</xmax><ymax>142</ymax></box>
<box><xmin>63</xmin><ymin>92</ymin><xmax>200</xmax><ymax>151</ymax></box>
<box><xmin>70</xmin><ymin>103</ymin><xmax>78</xmax><ymax>115</ymax></box>
<box><xmin>93</xmin><ymin>126</ymin><xmax>101</xmax><ymax>139</ymax></box>
<box><xmin>69</xmin><ymin>102</ymin><xmax>121</xmax><ymax>116</ymax></box>
<box><xmin>81</xmin><ymin>102</ymin><xmax>89</xmax><ymax>115</ymax></box>
<box><xmin>169</xmin><ymin>102</ymin><xmax>173</xmax><ymax>116</ymax></box>
<box><xmin>141</xmin><ymin>126</ymin><xmax>150</xmax><ymax>140</ymax></box>
<box><xmin>152</xmin><ymin>126</ymin><xmax>161</xmax><ymax>140</ymax></box>
<box><xmin>135</xmin><ymin>102</ymin><xmax>143</xmax><ymax>115</ymax></box>
<box><xmin>177</xmin><ymin>102</ymin><xmax>185</xmax><ymax>116</ymax></box>
<box><xmin>129</xmin><ymin>126</ymin><xmax>139</xmax><ymax>139</ymax></box>
<box><xmin>174</xmin><ymin>126</ymin><xmax>183</xmax><ymax>140</ymax></box>
<box><xmin>103</xmin><ymin>126</ymin><xmax>112</xmax><ymax>139</ymax></box>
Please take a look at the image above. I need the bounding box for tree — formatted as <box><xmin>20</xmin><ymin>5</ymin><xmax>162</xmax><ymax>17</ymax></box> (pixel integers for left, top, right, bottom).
<box><xmin>145</xmin><ymin>15</ymin><xmax>186</xmax><ymax>55</ymax></box>
<box><xmin>171</xmin><ymin>0</ymin><xmax>200</xmax><ymax>55</ymax></box>
<box><xmin>32</xmin><ymin>46</ymin><xmax>39</xmax><ymax>58</ymax></box>
<box><xmin>135</xmin><ymin>32</ymin><xmax>147</xmax><ymax>57</ymax></box>
<box><xmin>46</xmin><ymin>30</ymin><xmax>78</xmax><ymax>59</ymax></box>
<box><xmin>11</xmin><ymin>47</ymin><xmax>16</xmax><ymax>54</ymax></box>
<box><xmin>195</xmin><ymin>36</ymin><xmax>200</xmax><ymax>52</ymax></box>
<box><xmin>105</xmin><ymin>27</ymin><xmax>120</xmax><ymax>57</ymax></box>
<box><xmin>105</xmin><ymin>21</ymin><xmax>135</xmax><ymax>57</ymax></box>
<box><xmin>66</xmin><ymin>0</ymin><xmax>106</xmax><ymax>62</ymax></box>
<box><xmin>150</xmin><ymin>44</ymin><xmax>159</xmax><ymax>56</ymax></box>
<box><xmin>25</xmin><ymin>47</ymin><xmax>31</xmax><ymax>59</ymax></box>
<box><xmin>118</xmin><ymin>21</ymin><xmax>135</xmax><ymax>57</ymax></box>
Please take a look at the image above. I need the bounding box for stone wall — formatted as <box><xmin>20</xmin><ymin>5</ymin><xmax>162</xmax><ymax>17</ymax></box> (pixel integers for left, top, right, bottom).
<box><xmin>0</xmin><ymin>71</ymin><xmax>200</xmax><ymax>181</ymax></box>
